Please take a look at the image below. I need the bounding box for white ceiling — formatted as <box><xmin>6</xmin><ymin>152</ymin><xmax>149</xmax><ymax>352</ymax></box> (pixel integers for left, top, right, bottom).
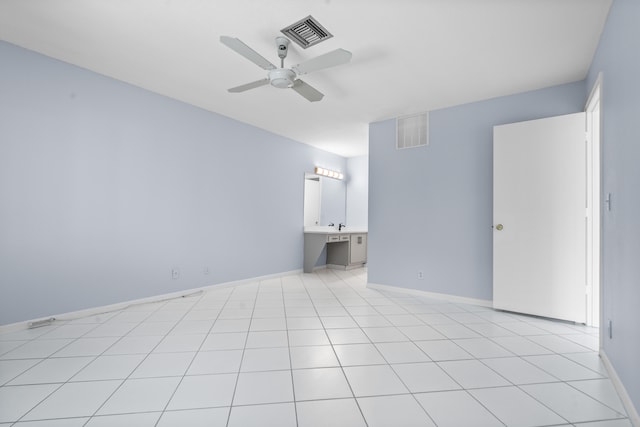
<box><xmin>0</xmin><ymin>0</ymin><xmax>612</xmax><ymax>157</ymax></box>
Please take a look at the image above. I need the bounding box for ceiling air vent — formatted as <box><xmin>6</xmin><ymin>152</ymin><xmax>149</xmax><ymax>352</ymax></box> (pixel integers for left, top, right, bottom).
<box><xmin>281</xmin><ymin>15</ymin><xmax>333</xmax><ymax>49</ymax></box>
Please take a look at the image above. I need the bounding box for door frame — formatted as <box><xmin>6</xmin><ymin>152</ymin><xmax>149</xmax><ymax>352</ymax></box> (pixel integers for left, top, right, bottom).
<box><xmin>585</xmin><ymin>73</ymin><xmax>603</xmax><ymax>342</ymax></box>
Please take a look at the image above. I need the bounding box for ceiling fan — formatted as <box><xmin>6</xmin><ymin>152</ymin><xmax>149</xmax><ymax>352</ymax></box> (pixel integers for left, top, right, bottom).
<box><xmin>220</xmin><ymin>35</ymin><xmax>352</xmax><ymax>102</ymax></box>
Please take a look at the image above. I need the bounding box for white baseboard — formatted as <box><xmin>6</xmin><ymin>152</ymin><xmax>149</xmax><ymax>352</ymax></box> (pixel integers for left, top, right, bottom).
<box><xmin>367</xmin><ymin>282</ymin><xmax>493</xmax><ymax>308</ymax></box>
<box><xmin>0</xmin><ymin>269</ymin><xmax>302</xmax><ymax>334</ymax></box>
<box><xmin>326</xmin><ymin>263</ymin><xmax>365</xmax><ymax>271</ymax></box>
<box><xmin>600</xmin><ymin>350</ymin><xmax>640</xmax><ymax>426</ymax></box>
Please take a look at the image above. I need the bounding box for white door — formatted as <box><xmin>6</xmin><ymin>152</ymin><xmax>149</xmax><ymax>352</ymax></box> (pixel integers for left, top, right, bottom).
<box><xmin>493</xmin><ymin>113</ymin><xmax>586</xmax><ymax>323</ymax></box>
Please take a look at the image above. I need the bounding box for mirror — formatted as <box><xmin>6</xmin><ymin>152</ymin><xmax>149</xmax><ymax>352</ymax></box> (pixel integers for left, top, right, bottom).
<box><xmin>304</xmin><ymin>173</ymin><xmax>346</xmax><ymax>227</ymax></box>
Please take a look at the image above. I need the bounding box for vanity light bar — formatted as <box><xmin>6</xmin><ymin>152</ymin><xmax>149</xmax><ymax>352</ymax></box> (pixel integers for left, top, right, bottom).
<box><xmin>315</xmin><ymin>167</ymin><xmax>344</xmax><ymax>180</ymax></box>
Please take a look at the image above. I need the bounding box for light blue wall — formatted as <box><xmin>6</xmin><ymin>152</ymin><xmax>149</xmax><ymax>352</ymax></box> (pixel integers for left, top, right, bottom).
<box><xmin>586</xmin><ymin>0</ymin><xmax>640</xmax><ymax>411</ymax></box>
<box><xmin>368</xmin><ymin>81</ymin><xmax>586</xmax><ymax>300</ymax></box>
<box><xmin>346</xmin><ymin>155</ymin><xmax>369</xmax><ymax>229</ymax></box>
<box><xmin>0</xmin><ymin>41</ymin><xmax>345</xmax><ymax>325</ymax></box>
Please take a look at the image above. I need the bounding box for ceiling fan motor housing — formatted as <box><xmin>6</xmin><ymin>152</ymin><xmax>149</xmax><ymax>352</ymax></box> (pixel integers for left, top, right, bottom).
<box><xmin>269</xmin><ymin>68</ymin><xmax>296</xmax><ymax>88</ymax></box>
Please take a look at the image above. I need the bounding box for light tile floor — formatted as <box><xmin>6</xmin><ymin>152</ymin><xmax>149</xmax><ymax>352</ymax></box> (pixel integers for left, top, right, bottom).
<box><xmin>0</xmin><ymin>269</ymin><xmax>632</xmax><ymax>426</ymax></box>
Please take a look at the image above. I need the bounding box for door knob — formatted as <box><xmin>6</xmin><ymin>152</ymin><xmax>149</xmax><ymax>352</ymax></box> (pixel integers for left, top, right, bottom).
<box><xmin>496</xmin><ymin>224</ymin><xmax>504</xmax><ymax>231</ymax></box>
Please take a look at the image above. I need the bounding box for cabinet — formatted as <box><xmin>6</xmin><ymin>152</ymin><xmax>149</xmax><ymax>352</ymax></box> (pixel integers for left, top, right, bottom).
<box><xmin>303</xmin><ymin>230</ymin><xmax>368</xmax><ymax>273</ymax></box>
<box><xmin>350</xmin><ymin>233</ymin><xmax>367</xmax><ymax>264</ymax></box>
<box><xmin>326</xmin><ymin>233</ymin><xmax>367</xmax><ymax>270</ymax></box>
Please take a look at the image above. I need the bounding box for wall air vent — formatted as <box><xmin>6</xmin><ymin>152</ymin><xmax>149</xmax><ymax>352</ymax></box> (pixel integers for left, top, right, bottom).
<box><xmin>396</xmin><ymin>112</ymin><xmax>429</xmax><ymax>150</ymax></box>
<box><xmin>281</xmin><ymin>15</ymin><xmax>333</xmax><ymax>49</ymax></box>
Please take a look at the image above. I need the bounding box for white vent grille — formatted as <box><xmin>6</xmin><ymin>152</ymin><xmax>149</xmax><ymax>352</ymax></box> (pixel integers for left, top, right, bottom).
<box><xmin>397</xmin><ymin>113</ymin><xmax>429</xmax><ymax>149</ymax></box>
<box><xmin>281</xmin><ymin>15</ymin><xmax>333</xmax><ymax>49</ymax></box>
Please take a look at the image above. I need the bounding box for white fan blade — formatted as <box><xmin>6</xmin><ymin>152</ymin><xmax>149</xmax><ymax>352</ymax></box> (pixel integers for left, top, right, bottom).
<box><xmin>292</xmin><ymin>49</ymin><xmax>352</xmax><ymax>75</ymax></box>
<box><xmin>292</xmin><ymin>79</ymin><xmax>324</xmax><ymax>102</ymax></box>
<box><xmin>228</xmin><ymin>78</ymin><xmax>270</xmax><ymax>93</ymax></box>
<box><xmin>220</xmin><ymin>36</ymin><xmax>276</xmax><ymax>70</ymax></box>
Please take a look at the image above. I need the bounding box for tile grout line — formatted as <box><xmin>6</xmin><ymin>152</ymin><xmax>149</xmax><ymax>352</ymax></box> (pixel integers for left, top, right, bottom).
<box><xmin>0</xmin><ymin>269</ymin><xmax>629</xmax><ymax>426</ymax></box>
<box><xmin>151</xmin><ymin>287</ymin><xmax>235</xmax><ymax>427</ymax></box>
<box><xmin>563</xmin><ymin>379</ymin><xmax>629</xmax><ymax>416</ymax></box>
<box><xmin>281</xmin><ymin>275</ymin><xmax>300</xmax><ymax>427</ymax></box>
<box><xmin>0</xmin><ymin>312</ymin><xmax>156</xmax><ymax>386</ymax></box>
<box><xmin>298</xmin><ymin>270</ymin><xmax>368</xmax><ymax>424</ymax></box>
<box><xmin>9</xmin><ymin>302</ymin><xmax>173</xmax><ymax>425</ymax></box>
<box><xmin>516</xmin><ymin>378</ymin><xmax>628</xmax><ymax>424</ymax></box>
<box><xmin>310</xmin><ymin>268</ymin><xmax>384</xmax><ymax>427</ymax></box>
<box><xmin>3</xmin><ymin>319</ymin><xmax>107</xmax><ymax>387</ymax></box>
<box><xmin>331</xmin><ymin>270</ymin><xmax>450</xmax><ymax>426</ymax></box>
<box><xmin>327</xmin><ymin>269</ymin><xmax>614</xmax><ymax>427</ymax></box>
<box><xmin>367</xmin><ymin>281</ymin><xmax>549</xmax><ymax>427</ymax></box>
<box><xmin>223</xmin><ymin>280</ymin><xmax>260</xmax><ymax>427</ymax></box>
<box><xmin>81</xmin><ymin>294</ymin><xmax>203</xmax><ymax>426</ymax></box>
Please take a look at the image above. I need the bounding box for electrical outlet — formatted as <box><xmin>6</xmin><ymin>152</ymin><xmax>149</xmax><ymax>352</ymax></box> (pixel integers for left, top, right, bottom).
<box><xmin>417</xmin><ymin>271</ymin><xmax>424</xmax><ymax>279</ymax></box>
<box><xmin>171</xmin><ymin>268</ymin><xmax>180</xmax><ymax>280</ymax></box>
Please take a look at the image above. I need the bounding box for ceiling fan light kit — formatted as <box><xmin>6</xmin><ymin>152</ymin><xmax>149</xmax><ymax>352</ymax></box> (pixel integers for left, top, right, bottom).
<box><xmin>220</xmin><ymin>28</ymin><xmax>351</xmax><ymax>102</ymax></box>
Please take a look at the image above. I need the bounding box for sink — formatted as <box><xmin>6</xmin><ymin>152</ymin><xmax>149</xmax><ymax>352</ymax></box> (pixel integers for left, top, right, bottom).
<box><xmin>304</xmin><ymin>226</ymin><xmax>367</xmax><ymax>234</ymax></box>
<box><xmin>304</xmin><ymin>226</ymin><xmax>338</xmax><ymax>233</ymax></box>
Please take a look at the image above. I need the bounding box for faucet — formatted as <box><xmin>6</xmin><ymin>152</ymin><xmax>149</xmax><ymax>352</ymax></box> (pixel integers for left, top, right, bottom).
<box><xmin>339</xmin><ymin>223</ymin><xmax>346</xmax><ymax>231</ymax></box>
<box><xmin>328</xmin><ymin>222</ymin><xmax>334</xmax><ymax>227</ymax></box>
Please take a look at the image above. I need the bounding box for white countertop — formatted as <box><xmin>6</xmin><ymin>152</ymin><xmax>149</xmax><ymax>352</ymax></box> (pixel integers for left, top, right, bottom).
<box><xmin>304</xmin><ymin>226</ymin><xmax>368</xmax><ymax>234</ymax></box>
